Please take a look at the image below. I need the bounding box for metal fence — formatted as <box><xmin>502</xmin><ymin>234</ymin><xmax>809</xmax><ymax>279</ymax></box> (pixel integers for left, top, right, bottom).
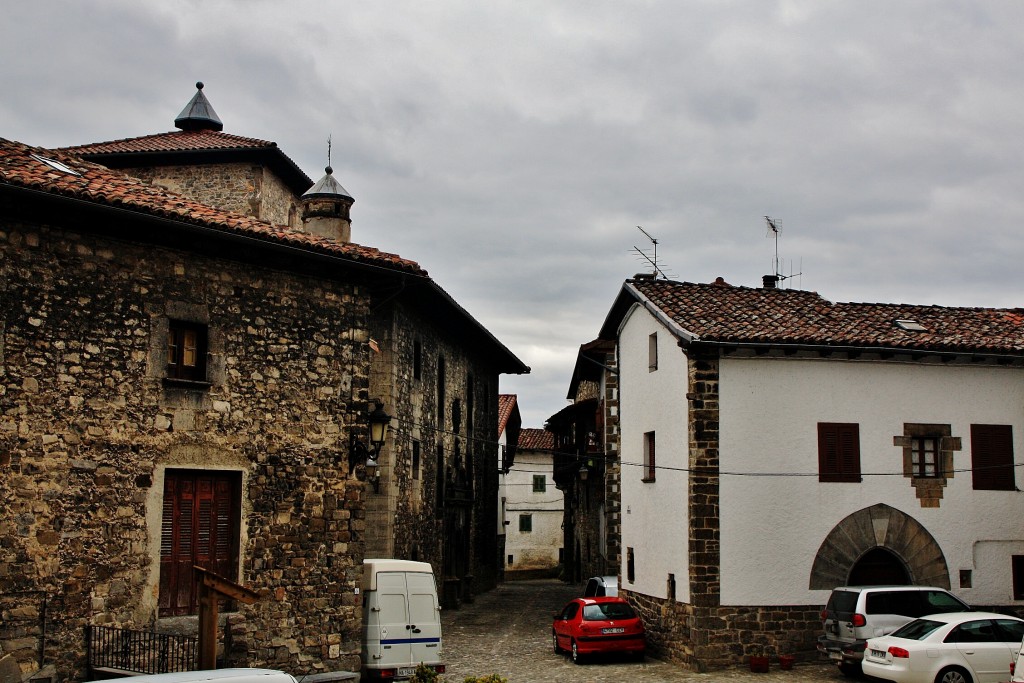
<box><xmin>87</xmin><ymin>625</ymin><xmax>197</xmax><ymax>675</ymax></box>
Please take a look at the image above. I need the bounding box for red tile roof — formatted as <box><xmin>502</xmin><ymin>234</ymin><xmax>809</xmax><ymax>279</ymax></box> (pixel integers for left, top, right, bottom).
<box><xmin>0</xmin><ymin>138</ymin><xmax>424</xmax><ymax>276</ymax></box>
<box><xmin>59</xmin><ymin>129</ymin><xmax>280</xmax><ymax>155</ymax></box>
<box><xmin>627</xmin><ymin>278</ymin><xmax>1024</xmax><ymax>355</ymax></box>
<box><xmin>519</xmin><ymin>428</ymin><xmax>554</xmax><ymax>451</ymax></box>
<box><xmin>497</xmin><ymin>394</ymin><xmax>517</xmax><ymax>437</ymax></box>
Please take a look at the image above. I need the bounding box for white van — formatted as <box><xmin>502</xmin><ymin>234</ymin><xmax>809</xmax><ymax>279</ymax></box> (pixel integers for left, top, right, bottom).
<box><xmin>361</xmin><ymin>559</ymin><xmax>445</xmax><ymax>681</ymax></box>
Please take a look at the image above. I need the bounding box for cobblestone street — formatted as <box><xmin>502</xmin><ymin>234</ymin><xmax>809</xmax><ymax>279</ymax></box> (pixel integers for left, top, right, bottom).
<box><xmin>441</xmin><ymin>580</ymin><xmax>849</xmax><ymax>682</ymax></box>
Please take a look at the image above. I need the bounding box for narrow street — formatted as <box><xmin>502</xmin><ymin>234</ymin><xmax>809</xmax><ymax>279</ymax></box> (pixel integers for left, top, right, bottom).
<box><xmin>441</xmin><ymin>580</ymin><xmax>848</xmax><ymax>682</ymax></box>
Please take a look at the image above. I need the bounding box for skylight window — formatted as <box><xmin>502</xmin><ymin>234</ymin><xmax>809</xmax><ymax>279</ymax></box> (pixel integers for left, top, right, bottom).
<box><xmin>30</xmin><ymin>153</ymin><xmax>81</xmax><ymax>176</ymax></box>
<box><xmin>895</xmin><ymin>319</ymin><xmax>927</xmax><ymax>332</ymax></box>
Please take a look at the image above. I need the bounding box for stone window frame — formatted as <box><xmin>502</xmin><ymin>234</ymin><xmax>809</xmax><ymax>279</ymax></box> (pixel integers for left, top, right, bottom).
<box><xmin>894</xmin><ymin>423</ymin><xmax>961</xmax><ymax>507</ymax></box>
<box><xmin>150</xmin><ymin>302</ymin><xmax>221</xmax><ymax>390</ymax></box>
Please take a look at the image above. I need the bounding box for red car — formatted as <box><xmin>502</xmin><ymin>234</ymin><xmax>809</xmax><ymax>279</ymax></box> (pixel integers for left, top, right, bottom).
<box><xmin>552</xmin><ymin>596</ymin><xmax>646</xmax><ymax>664</ymax></box>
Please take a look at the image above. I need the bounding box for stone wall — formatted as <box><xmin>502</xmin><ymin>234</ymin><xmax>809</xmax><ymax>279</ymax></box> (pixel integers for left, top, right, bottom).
<box><xmin>622</xmin><ymin>588</ymin><xmax>821</xmax><ymax>671</ymax></box>
<box><xmin>365</xmin><ymin>299</ymin><xmax>502</xmax><ymax>599</ymax></box>
<box><xmin>0</xmin><ymin>216</ymin><xmax>371</xmax><ymax>679</ymax></box>
<box><xmin>130</xmin><ymin>163</ymin><xmax>300</xmax><ymax>227</ymax></box>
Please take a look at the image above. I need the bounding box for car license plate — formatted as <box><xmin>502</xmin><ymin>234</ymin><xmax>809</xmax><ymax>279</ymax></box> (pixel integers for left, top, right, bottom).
<box><xmin>829</xmin><ymin>652</ymin><xmax>842</xmax><ymax>661</ymax></box>
<box><xmin>871</xmin><ymin>649</ymin><xmax>886</xmax><ymax>659</ymax></box>
<box><xmin>398</xmin><ymin>667</ymin><xmax>416</xmax><ymax>677</ymax></box>
<box><xmin>602</xmin><ymin>627</ymin><xmax>625</xmax><ymax>634</ymax></box>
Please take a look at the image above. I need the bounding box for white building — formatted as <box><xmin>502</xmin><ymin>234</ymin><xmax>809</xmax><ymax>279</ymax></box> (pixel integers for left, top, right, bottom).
<box><xmin>503</xmin><ymin>428</ymin><xmax>562</xmax><ymax>578</ymax></box>
<box><xmin>599</xmin><ymin>274</ymin><xmax>1024</xmax><ymax>669</ymax></box>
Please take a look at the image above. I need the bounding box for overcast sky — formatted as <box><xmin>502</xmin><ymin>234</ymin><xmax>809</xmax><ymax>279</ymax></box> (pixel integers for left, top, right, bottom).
<box><xmin>4</xmin><ymin>1</ymin><xmax>1024</xmax><ymax>427</ymax></box>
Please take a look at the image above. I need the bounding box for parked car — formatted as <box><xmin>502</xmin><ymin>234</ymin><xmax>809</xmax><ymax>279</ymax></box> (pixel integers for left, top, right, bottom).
<box><xmin>818</xmin><ymin>585</ymin><xmax>971</xmax><ymax>677</ymax></box>
<box><xmin>583</xmin><ymin>575</ymin><xmax>618</xmax><ymax>597</ymax></box>
<box><xmin>552</xmin><ymin>596</ymin><xmax>645</xmax><ymax>664</ymax></box>
<box><xmin>1011</xmin><ymin>638</ymin><xmax>1024</xmax><ymax>682</ymax></box>
<box><xmin>124</xmin><ymin>670</ymin><xmax>297</xmax><ymax>683</ymax></box>
<box><xmin>862</xmin><ymin>612</ymin><xmax>1024</xmax><ymax>683</ymax></box>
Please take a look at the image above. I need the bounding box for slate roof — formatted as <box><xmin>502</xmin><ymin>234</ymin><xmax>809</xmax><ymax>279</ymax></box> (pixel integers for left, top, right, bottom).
<box><xmin>0</xmin><ymin>138</ymin><xmax>424</xmax><ymax>275</ymax></box>
<box><xmin>613</xmin><ymin>277</ymin><xmax>1024</xmax><ymax>355</ymax></box>
<box><xmin>519</xmin><ymin>428</ymin><xmax>554</xmax><ymax>451</ymax></box>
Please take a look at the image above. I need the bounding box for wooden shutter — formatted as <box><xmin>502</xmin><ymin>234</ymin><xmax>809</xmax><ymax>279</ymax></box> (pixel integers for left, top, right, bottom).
<box><xmin>818</xmin><ymin>423</ymin><xmax>861</xmax><ymax>482</ymax></box>
<box><xmin>971</xmin><ymin>424</ymin><xmax>1014</xmax><ymax>491</ymax></box>
<box><xmin>159</xmin><ymin>471</ymin><xmax>241</xmax><ymax>616</ymax></box>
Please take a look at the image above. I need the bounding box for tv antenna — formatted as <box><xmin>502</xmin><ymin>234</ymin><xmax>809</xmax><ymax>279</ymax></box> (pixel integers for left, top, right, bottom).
<box><xmin>632</xmin><ymin>226</ymin><xmax>674</xmax><ymax>279</ymax></box>
<box><xmin>764</xmin><ymin>216</ymin><xmax>802</xmax><ymax>288</ymax></box>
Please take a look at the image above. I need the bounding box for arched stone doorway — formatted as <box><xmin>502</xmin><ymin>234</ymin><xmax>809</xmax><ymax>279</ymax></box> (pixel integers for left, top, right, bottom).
<box><xmin>848</xmin><ymin>547</ymin><xmax>911</xmax><ymax>586</ymax></box>
<box><xmin>809</xmin><ymin>503</ymin><xmax>951</xmax><ymax>589</ymax></box>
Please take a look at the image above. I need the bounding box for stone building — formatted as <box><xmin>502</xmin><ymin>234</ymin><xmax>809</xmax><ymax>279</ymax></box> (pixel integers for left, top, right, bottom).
<box><xmin>597</xmin><ymin>274</ymin><xmax>1024</xmax><ymax>671</ymax></box>
<box><xmin>0</xmin><ymin>84</ymin><xmax>525</xmax><ymax>681</ymax></box>
<box><xmin>546</xmin><ymin>339</ymin><xmax>620</xmax><ymax>585</ymax></box>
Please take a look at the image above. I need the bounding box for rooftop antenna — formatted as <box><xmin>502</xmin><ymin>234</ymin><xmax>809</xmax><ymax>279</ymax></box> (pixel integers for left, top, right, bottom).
<box><xmin>632</xmin><ymin>226</ymin><xmax>673</xmax><ymax>279</ymax></box>
<box><xmin>763</xmin><ymin>216</ymin><xmax>802</xmax><ymax>289</ymax></box>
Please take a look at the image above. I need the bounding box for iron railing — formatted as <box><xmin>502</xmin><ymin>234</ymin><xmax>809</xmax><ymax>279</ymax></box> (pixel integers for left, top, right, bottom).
<box><xmin>87</xmin><ymin>625</ymin><xmax>197</xmax><ymax>675</ymax></box>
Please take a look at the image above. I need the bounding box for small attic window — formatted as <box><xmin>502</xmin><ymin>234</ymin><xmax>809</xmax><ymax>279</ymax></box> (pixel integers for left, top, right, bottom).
<box><xmin>31</xmin><ymin>153</ymin><xmax>81</xmax><ymax>176</ymax></box>
<box><xmin>895</xmin><ymin>319</ymin><xmax>927</xmax><ymax>332</ymax></box>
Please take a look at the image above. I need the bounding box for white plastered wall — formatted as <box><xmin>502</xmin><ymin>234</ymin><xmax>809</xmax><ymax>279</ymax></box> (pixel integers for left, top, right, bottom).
<box><xmin>618</xmin><ymin>305</ymin><xmax>690</xmax><ymax>601</ymax></box>
<box><xmin>718</xmin><ymin>356</ymin><xmax>1024</xmax><ymax>606</ymax></box>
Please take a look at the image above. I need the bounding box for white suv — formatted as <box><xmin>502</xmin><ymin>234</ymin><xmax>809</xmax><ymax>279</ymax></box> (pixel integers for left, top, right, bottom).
<box><xmin>818</xmin><ymin>585</ymin><xmax>971</xmax><ymax>677</ymax></box>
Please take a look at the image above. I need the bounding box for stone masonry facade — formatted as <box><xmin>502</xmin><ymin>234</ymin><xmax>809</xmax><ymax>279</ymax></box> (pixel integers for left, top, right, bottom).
<box><xmin>0</xmin><ymin>216</ymin><xmax>373</xmax><ymax>679</ymax></box>
<box><xmin>365</xmin><ymin>300</ymin><xmax>502</xmax><ymax>600</ymax></box>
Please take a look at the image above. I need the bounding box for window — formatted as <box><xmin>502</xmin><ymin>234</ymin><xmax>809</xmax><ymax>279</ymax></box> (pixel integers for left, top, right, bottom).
<box><xmin>1014</xmin><ymin>556</ymin><xmax>1024</xmax><ymax>600</ymax></box>
<box><xmin>626</xmin><ymin>547</ymin><xmax>635</xmax><ymax>583</ymax></box>
<box><xmin>648</xmin><ymin>332</ymin><xmax>658</xmax><ymax>371</ymax></box>
<box><xmin>167</xmin><ymin>320</ymin><xmax>208</xmax><ymax>381</ymax></box>
<box><xmin>435</xmin><ymin>443</ymin><xmax>445</xmax><ymax>516</ymax></box>
<box><xmin>532</xmin><ymin>475</ymin><xmax>546</xmax><ymax>493</ymax></box>
<box><xmin>642</xmin><ymin>431</ymin><xmax>656</xmax><ymax>482</ymax></box>
<box><xmin>507</xmin><ymin>554</ymin><xmax>514</xmax><ymax>565</ymax></box>
<box><xmin>971</xmin><ymin>424</ymin><xmax>1015</xmax><ymax>490</ymax></box>
<box><xmin>413</xmin><ymin>340</ymin><xmax>422</xmax><ymax>380</ymax></box>
<box><xmin>437</xmin><ymin>356</ymin><xmax>446</xmax><ymax>428</ymax></box>
<box><xmin>519</xmin><ymin>514</ymin><xmax>532</xmax><ymax>532</ymax></box>
<box><xmin>960</xmin><ymin>569</ymin><xmax>972</xmax><ymax>589</ymax></box>
<box><xmin>818</xmin><ymin>423</ymin><xmax>861</xmax><ymax>483</ymax></box>
<box><xmin>412</xmin><ymin>440</ymin><xmax>420</xmax><ymax>480</ymax></box>
<box><xmin>910</xmin><ymin>436</ymin><xmax>941</xmax><ymax>478</ymax></box>
<box><xmin>159</xmin><ymin>470</ymin><xmax>241</xmax><ymax>616</ymax></box>
<box><xmin>667</xmin><ymin>573</ymin><xmax>676</xmax><ymax>601</ymax></box>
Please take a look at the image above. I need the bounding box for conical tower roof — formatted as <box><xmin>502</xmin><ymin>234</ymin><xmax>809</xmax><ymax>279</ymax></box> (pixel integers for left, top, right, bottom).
<box><xmin>303</xmin><ymin>166</ymin><xmax>354</xmax><ymax>202</ymax></box>
<box><xmin>174</xmin><ymin>82</ymin><xmax>223</xmax><ymax>132</ymax></box>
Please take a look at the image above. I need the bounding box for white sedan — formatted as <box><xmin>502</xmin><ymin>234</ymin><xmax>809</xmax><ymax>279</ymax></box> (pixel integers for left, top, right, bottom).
<box><xmin>863</xmin><ymin>612</ymin><xmax>1024</xmax><ymax>683</ymax></box>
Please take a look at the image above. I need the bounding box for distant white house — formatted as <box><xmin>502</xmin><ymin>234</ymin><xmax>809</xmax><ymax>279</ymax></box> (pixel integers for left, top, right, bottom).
<box><xmin>599</xmin><ymin>274</ymin><xmax>1024</xmax><ymax>670</ymax></box>
<box><xmin>504</xmin><ymin>428</ymin><xmax>562</xmax><ymax>578</ymax></box>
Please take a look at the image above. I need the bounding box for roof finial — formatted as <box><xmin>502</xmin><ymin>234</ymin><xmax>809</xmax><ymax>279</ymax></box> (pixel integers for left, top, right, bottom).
<box><xmin>175</xmin><ymin>81</ymin><xmax>223</xmax><ymax>132</ymax></box>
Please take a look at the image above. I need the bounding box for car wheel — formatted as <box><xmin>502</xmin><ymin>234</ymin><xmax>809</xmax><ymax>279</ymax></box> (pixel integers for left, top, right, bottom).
<box><xmin>935</xmin><ymin>666</ymin><xmax>972</xmax><ymax>683</ymax></box>
<box><xmin>552</xmin><ymin>631</ymin><xmax>562</xmax><ymax>654</ymax></box>
<box><xmin>838</xmin><ymin>662</ymin><xmax>861</xmax><ymax>678</ymax></box>
<box><xmin>633</xmin><ymin>650</ymin><xmax>645</xmax><ymax>662</ymax></box>
<box><xmin>571</xmin><ymin>640</ymin><xmax>584</xmax><ymax>665</ymax></box>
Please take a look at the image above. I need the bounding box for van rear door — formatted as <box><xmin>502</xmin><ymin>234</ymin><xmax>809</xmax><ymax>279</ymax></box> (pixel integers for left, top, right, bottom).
<box><xmin>406</xmin><ymin>572</ymin><xmax>442</xmax><ymax>664</ymax></box>
<box><xmin>374</xmin><ymin>572</ymin><xmax>413</xmax><ymax>668</ymax></box>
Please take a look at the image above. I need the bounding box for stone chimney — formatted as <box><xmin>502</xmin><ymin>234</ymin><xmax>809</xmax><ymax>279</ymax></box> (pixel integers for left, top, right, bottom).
<box><xmin>300</xmin><ymin>166</ymin><xmax>354</xmax><ymax>243</ymax></box>
<box><xmin>762</xmin><ymin>275</ymin><xmax>779</xmax><ymax>289</ymax></box>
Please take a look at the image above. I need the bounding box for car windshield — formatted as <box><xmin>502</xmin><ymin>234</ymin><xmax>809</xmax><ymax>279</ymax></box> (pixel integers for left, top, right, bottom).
<box><xmin>890</xmin><ymin>618</ymin><xmax>944</xmax><ymax>640</ymax></box>
<box><xmin>582</xmin><ymin>602</ymin><xmax>636</xmax><ymax>621</ymax></box>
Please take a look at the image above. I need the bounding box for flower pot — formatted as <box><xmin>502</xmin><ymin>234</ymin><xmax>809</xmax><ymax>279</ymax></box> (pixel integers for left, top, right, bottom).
<box><xmin>748</xmin><ymin>655</ymin><xmax>770</xmax><ymax>673</ymax></box>
<box><xmin>778</xmin><ymin>654</ymin><xmax>795</xmax><ymax>670</ymax></box>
